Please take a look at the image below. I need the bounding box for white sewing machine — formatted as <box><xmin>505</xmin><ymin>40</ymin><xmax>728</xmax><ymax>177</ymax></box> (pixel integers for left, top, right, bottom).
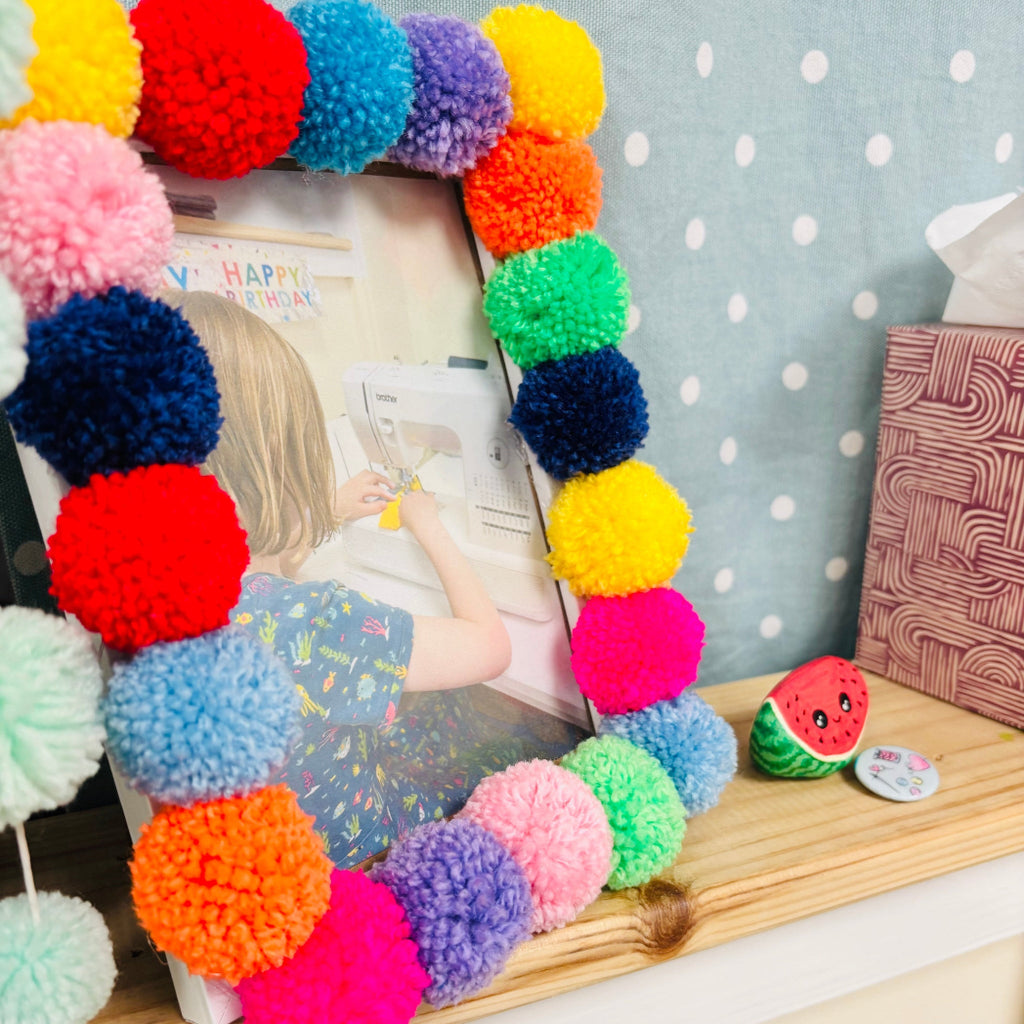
<box><xmin>332</xmin><ymin>360</ymin><xmax>556</xmax><ymax>622</ymax></box>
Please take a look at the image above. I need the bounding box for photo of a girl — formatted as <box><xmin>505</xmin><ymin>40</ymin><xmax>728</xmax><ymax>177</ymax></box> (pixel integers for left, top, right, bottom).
<box><xmin>168</xmin><ymin>289</ymin><xmax>587</xmax><ymax>865</ymax></box>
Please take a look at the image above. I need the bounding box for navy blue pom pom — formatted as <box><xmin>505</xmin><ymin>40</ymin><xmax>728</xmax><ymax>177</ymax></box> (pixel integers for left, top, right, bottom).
<box><xmin>5</xmin><ymin>288</ymin><xmax>221</xmax><ymax>486</ymax></box>
<box><xmin>509</xmin><ymin>347</ymin><xmax>648</xmax><ymax>480</ymax></box>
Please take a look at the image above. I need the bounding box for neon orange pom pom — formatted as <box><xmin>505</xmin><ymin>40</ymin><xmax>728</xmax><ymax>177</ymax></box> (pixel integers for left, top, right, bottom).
<box><xmin>463</xmin><ymin>130</ymin><xmax>602</xmax><ymax>258</ymax></box>
<box><xmin>130</xmin><ymin>786</ymin><xmax>332</xmax><ymax>983</ymax></box>
<box><xmin>546</xmin><ymin>460</ymin><xmax>693</xmax><ymax>597</ymax></box>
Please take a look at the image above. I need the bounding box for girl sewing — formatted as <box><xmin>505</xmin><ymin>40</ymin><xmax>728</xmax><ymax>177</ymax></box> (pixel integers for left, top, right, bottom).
<box><xmin>166</xmin><ymin>289</ymin><xmax>533</xmax><ymax>864</ymax></box>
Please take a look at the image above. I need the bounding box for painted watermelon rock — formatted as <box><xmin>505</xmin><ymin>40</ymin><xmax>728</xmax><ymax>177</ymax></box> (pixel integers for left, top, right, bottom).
<box><xmin>749</xmin><ymin>656</ymin><xmax>869</xmax><ymax>778</ymax></box>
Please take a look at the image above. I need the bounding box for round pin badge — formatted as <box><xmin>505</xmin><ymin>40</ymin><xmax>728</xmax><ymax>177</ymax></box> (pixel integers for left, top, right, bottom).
<box><xmin>854</xmin><ymin>745</ymin><xmax>940</xmax><ymax>802</ymax></box>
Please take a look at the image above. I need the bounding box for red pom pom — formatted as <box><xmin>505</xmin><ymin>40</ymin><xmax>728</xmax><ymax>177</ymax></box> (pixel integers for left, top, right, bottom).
<box><xmin>462</xmin><ymin>130</ymin><xmax>602</xmax><ymax>258</ymax></box>
<box><xmin>131</xmin><ymin>0</ymin><xmax>310</xmax><ymax>179</ymax></box>
<box><xmin>571</xmin><ymin>588</ymin><xmax>706</xmax><ymax>715</ymax></box>
<box><xmin>47</xmin><ymin>464</ymin><xmax>249</xmax><ymax>651</ymax></box>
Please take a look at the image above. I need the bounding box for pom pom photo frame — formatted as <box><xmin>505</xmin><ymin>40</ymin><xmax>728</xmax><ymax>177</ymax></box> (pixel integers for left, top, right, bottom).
<box><xmin>1</xmin><ymin>5</ymin><xmax>733</xmax><ymax>1022</ymax></box>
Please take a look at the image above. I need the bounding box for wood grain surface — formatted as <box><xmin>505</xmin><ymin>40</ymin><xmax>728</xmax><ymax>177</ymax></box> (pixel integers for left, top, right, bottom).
<box><xmin>2</xmin><ymin>670</ymin><xmax>1021</xmax><ymax>1024</ymax></box>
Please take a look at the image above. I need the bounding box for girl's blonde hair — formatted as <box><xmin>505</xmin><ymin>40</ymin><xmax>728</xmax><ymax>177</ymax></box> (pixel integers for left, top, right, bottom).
<box><xmin>164</xmin><ymin>290</ymin><xmax>337</xmax><ymax>556</ymax></box>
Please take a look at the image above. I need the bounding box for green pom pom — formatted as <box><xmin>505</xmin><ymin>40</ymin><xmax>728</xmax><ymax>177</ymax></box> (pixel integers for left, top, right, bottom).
<box><xmin>561</xmin><ymin>735</ymin><xmax>685</xmax><ymax>890</ymax></box>
<box><xmin>483</xmin><ymin>232</ymin><xmax>630</xmax><ymax>370</ymax></box>
<box><xmin>0</xmin><ymin>607</ymin><xmax>104</xmax><ymax>829</ymax></box>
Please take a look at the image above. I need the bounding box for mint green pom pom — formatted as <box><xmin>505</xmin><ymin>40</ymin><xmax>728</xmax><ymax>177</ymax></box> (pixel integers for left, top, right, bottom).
<box><xmin>0</xmin><ymin>607</ymin><xmax>104</xmax><ymax>829</ymax></box>
<box><xmin>561</xmin><ymin>735</ymin><xmax>686</xmax><ymax>890</ymax></box>
<box><xmin>0</xmin><ymin>891</ymin><xmax>116</xmax><ymax>1024</ymax></box>
<box><xmin>483</xmin><ymin>232</ymin><xmax>630</xmax><ymax>371</ymax></box>
<box><xmin>0</xmin><ymin>270</ymin><xmax>27</xmax><ymax>400</ymax></box>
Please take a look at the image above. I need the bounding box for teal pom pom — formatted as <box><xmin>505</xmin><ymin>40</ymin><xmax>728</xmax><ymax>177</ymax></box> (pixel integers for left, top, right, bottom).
<box><xmin>483</xmin><ymin>232</ymin><xmax>630</xmax><ymax>371</ymax></box>
<box><xmin>0</xmin><ymin>891</ymin><xmax>116</xmax><ymax>1024</ymax></box>
<box><xmin>561</xmin><ymin>735</ymin><xmax>685</xmax><ymax>890</ymax></box>
<box><xmin>289</xmin><ymin>0</ymin><xmax>414</xmax><ymax>174</ymax></box>
<box><xmin>599</xmin><ymin>692</ymin><xmax>737</xmax><ymax>816</ymax></box>
<box><xmin>0</xmin><ymin>607</ymin><xmax>104</xmax><ymax>830</ymax></box>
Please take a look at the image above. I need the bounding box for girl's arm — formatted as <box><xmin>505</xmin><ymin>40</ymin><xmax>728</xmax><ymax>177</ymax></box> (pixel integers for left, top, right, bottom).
<box><xmin>398</xmin><ymin>489</ymin><xmax>512</xmax><ymax>691</ymax></box>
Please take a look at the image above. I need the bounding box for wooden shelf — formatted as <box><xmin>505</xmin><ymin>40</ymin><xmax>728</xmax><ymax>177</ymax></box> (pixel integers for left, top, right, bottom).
<box><xmin>2</xmin><ymin>671</ymin><xmax>1021</xmax><ymax>1024</ymax></box>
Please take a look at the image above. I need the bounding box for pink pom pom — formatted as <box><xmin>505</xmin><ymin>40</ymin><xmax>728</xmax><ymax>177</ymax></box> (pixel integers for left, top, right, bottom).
<box><xmin>237</xmin><ymin>869</ymin><xmax>429</xmax><ymax>1024</ymax></box>
<box><xmin>459</xmin><ymin>759</ymin><xmax>612</xmax><ymax>933</ymax></box>
<box><xmin>571</xmin><ymin>588</ymin><xmax>706</xmax><ymax>715</ymax></box>
<box><xmin>0</xmin><ymin>120</ymin><xmax>172</xmax><ymax>320</ymax></box>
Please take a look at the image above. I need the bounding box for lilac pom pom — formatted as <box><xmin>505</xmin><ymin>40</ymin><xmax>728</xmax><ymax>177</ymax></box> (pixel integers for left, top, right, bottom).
<box><xmin>104</xmin><ymin>627</ymin><xmax>300</xmax><ymax>805</ymax></box>
<box><xmin>370</xmin><ymin>818</ymin><xmax>532</xmax><ymax>1007</ymax></box>
<box><xmin>388</xmin><ymin>14</ymin><xmax>511</xmax><ymax>176</ymax></box>
<box><xmin>460</xmin><ymin>759</ymin><xmax>612</xmax><ymax>933</ymax></box>
<box><xmin>599</xmin><ymin>692</ymin><xmax>738</xmax><ymax>816</ymax></box>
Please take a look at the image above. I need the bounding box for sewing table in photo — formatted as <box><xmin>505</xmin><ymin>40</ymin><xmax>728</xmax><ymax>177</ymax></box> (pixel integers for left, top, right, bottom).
<box><xmin>2</xmin><ymin>670</ymin><xmax>1021</xmax><ymax>1024</ymax></box>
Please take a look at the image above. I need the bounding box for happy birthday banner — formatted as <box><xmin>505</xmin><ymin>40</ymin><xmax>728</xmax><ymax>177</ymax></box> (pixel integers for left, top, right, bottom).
<box><xmin>162</xmin><ymin>241</ymin><xmax>322</xmax><ymax>323</ymax></box>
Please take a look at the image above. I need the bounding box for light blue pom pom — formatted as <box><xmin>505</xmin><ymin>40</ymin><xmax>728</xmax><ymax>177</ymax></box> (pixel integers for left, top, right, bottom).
<box><xmin>0</xmin><ymin>606</ymin><xmax>104</xmax><ymax>831</ymax></box>
<box><xmin>598</xmin><ymin>691</ymin><xmax>737</xmax><ymax>816</ymax></box>
<box><xmin>104</xmin><ymin>627</ymin><xmax>300</xmax><ymax>805</ymax></box>
<box><xmin>0</xmin><ymin>891</ymin><xmax>116</xmax><ymax>1024</ymax></box>
<box><xmin>0</xmin><ymin>270</ymin><xmax>27</xmax><ymax>401</ymax></box>
<box><xmin>288</xmin><ymin>0</ymin><xmax>414</xmax><ymax>174</ymax></box>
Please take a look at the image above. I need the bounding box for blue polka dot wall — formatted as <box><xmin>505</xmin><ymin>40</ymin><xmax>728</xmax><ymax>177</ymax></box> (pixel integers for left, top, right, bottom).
<box><xmin>342</xmin><ymin>0</ymin><xmax>1022</xmax><ymax>685</ymax></box>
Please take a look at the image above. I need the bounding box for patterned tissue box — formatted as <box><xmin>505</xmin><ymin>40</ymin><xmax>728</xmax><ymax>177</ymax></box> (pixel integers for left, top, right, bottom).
<box><xmin>856</xmin><ymin>323</ymin><xmax>1024</xmax><ymax>730</ymax></box>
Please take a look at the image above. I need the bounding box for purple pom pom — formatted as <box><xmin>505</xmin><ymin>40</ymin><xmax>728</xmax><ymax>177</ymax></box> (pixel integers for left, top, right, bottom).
<box><xmin>369</xmin><ymin>818</ymin><xmax>532</xmax><ymax>1007</ymax></box>
<box><xmin>388</xmin><ymin>14</ymin><xmax>512</xmax><ymax>177</ymax></box>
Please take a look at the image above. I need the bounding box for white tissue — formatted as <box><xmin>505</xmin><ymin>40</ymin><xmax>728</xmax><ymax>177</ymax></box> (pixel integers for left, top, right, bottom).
<box><xmin>926</xmin><ymin>191</ymin><xmax>1024</xmax><ymax>327</ymax></box>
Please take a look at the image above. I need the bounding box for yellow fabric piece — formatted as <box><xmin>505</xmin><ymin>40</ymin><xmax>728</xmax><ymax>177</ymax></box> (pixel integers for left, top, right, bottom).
<box><xmin>481</xmin><ymin>4</ymin><xmax>604</xmax><ymax>141</ymax></box>
<box><xmin>1</xmin><ymin>0</ymin><xmax>141</xmax><ymax>137</ymax></box>
<box><xmin>546</xmin><ymin>460</ymin><xmax>693</xmax><ymax>597</ymax></box>
<box><xmin>377</xmin><ymin>476</ymin><xmax>422</xmax><ymax>530</ymax></box>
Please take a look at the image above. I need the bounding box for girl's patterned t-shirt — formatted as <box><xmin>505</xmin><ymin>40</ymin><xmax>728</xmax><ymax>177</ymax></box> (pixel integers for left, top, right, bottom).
<box><xmin>234</xmin><ymin>572</ymin><xmax>415</xmax><ymax>864</ymax></box>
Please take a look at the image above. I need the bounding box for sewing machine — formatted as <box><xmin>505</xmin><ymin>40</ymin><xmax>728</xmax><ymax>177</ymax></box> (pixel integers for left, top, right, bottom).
<box><xmin>331</xmin><ymin>361</ymin><xmax>557</xmax><ymax>622</ymax></box>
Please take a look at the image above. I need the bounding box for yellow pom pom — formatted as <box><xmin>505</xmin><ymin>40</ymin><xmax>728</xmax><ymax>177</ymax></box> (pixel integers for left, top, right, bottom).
<box><xmin>481</xmin><ymin>5</ymin><xmax>604</xmax><ymax>141</ymax></box>
<box><xmin>546</xmin><ymin>461</ymin><xmax>693</xmax><ymax>597</ymax></box>
<box><xmin>1</xmin><ymin>0</ymin><xmax>141</xmax><ymax>137</ymax></box>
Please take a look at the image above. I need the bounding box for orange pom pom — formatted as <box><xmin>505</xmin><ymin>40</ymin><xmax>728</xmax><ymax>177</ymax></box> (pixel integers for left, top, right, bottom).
<box><xmin>130</xmin><ymin>786</ymin><xmax>332</xmax><ymax>983</ymax></box>
<box><xmin>463</xmin><ymin>130</ymin><xmax>602</xmax><ymax>258</ymax></box>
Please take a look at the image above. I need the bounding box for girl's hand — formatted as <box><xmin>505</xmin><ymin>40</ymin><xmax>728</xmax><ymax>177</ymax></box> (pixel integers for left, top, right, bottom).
<box><xmin>397</xmin><ymin>487</ymin><xmax>440</xmax><ymax>536</ymax></box>
<box><xmin>334</xmin><ymin>470</ymin><xmax>395</xmax><ymax>521</ymax></box>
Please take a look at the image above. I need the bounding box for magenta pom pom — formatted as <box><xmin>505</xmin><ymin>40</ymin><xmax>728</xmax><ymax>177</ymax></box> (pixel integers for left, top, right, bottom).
<box><xmin>571</xmin><ymin>588</ymin><xmax>706</xmax><ymax>715</ymax></box>
<box><xmin>237</xmin><ymin>869</ymin><xmax>429</xmax><ymax>1024</ymax></box>
<box><xmin>459</xmin><ymin>759</ymin><xmax>612</xmax><ymax>933</ymax></box>
<box><xmin>0</xmin><ymin>120</ymin><xmax>172</xmax><ymax>321</ymax></box>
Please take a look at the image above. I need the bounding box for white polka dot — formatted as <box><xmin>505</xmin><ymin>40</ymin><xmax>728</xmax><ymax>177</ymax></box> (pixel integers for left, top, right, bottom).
<box><xmin>800</xmin><ymin>50</ymin><xmax>829</xmax><ymax>84</ymax></box>
<box><xmin>996</xmin><ymin>133</ymin><xmax>1014</xmax><ymax>164</ymax></box>
<box><xmin>760</xmin><ymin>614</ymin><xmax>783</xmax><ymax>639</ymax></box>
<box><xmin>696</xmin><ymin>41</ymin><xmax>713</xmax><ymax>78</ymax></box>
<box><xmin>770</xmin><ymin>495</ymin><xmax>795</xmax><ymax>521</ymax></box>
<box><xmin>852</xmin><ymin>290</ymin><xmax>879</xmax><ymax>320</ymax></box>
<box><xmin>685</xmin><ymin>217</ymin><xmax>706</xmax><ymax>250</ymax></box>
<box><xmin>782</xmin><ymin>362</ymin><xmax>808</xmax><ymax>391</ymax></box>
<box><xmin>727</xmin><ymin>293</ymin><xmax>748</xmax><ymax>323</ymax></box>
<box><xmin>949</xmin><ymin>49</ymin><xmax>976</xmax><ymax>83</ymax></box>
<box><xmin>839</xmin><ymin>430</ymin><xmax>865</xmax><ymax>457</ymax></box>
<box><xmin>865</xmin><ymin>133</ymin><xmax>893</xmax><ymax>166</ymax></box>
<box><xmin>792</xmin><ymin>215</ymin><xmax>818</xmax><ymax>246</ymax></box>
<box><xmin>12</xmin><ymin>540</ymin><xmax>46</xmax><ymax>576</ymax></box>
<box><xmin>719</xmin><ymin>436</ymin><xmax>737</xmax><ymax>465</ymax></box>
<box><xmin>680</xmin><ymin>375</ymin><xmax>701</xmax><ymax>406</ymax></box>
<box><xmin>825</xmin><ymin>556</ymin><xmax>849</xmax><ymax>582</ymax></box>
<box><xmin>624</xmin><ymin>131</ymin><xmax>650</xmax><ymax>167</ymax></box>
<box><xmin>714</xmin><ymin>567</ymin><xmax>734</xmax><ymax>594</ymax></box>
<box><xmin>734</xmin><ymin>134</ymin><xmax>756</xmax><ymax>167</ymax></box>
<box><xmin>626</xmin><ymin>304</ymin><xmax>641</xmax><ymax>334</ymax></box>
